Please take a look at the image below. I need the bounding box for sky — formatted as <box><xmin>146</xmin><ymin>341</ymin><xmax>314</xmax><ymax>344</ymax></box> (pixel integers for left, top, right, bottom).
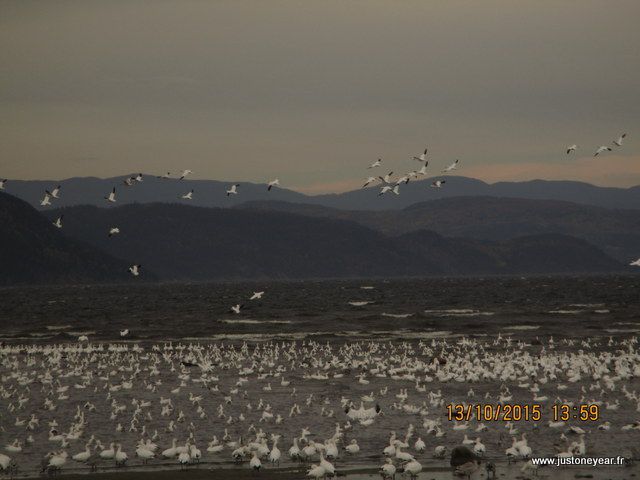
<box><xmin>1</xmin><ymin>1</ymin><xmax>639</xmax><ymax>193</ymax></box>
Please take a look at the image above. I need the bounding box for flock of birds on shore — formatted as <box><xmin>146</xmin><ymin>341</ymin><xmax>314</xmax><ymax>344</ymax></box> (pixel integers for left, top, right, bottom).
<box><xmin>0</xmin><ymin>334</ymin><xmax>639</xmax><ymax>479</ymax></box>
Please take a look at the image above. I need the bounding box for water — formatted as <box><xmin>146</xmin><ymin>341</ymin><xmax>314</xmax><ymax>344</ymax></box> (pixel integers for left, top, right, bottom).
<box><xmin>1</xmin><ymin>275</ymin><xmax>640</xmax><ymax>479</ymax></box>
<box><xmin>1</xmin><ymin>275</ymin><xmax>639</xmax><ymax>343</ymax></box>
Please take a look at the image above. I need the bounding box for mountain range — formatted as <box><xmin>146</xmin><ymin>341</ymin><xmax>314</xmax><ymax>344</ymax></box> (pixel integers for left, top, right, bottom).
<box><xmin>5</xmin><ymin>174</ymin><xmax>640</xmax><ymax>211</ymax></box>
<box><xmin>1</xmin><ymin>176</ymin><xmax>637</xmax><ymax>283</ymax></box>
<box><xmin>41</xmin><ymin>201</ymin><xmax>624</xmax><ymax>281</ymax></box>
<box><xmin>235</xmin><ymin>197</ymin><xmax>640</xmax><ymax>263</ymax></box>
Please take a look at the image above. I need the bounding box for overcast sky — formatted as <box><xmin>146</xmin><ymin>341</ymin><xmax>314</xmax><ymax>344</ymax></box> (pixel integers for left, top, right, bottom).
<box><xmin>1</xmin><ymin>1</ymin><xmax>639</xmax><ymax>193</ymax></box>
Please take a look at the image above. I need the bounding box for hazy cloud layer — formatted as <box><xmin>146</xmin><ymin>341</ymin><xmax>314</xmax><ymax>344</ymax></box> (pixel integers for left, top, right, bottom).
<box><xmin>1</xmin><ymin>1</ymin><xmax>639</xmax><ymax>192</ymax></box>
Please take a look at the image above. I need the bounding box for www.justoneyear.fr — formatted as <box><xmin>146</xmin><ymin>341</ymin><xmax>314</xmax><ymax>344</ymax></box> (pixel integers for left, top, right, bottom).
<box><xmin>531</xmin><ymin>457</ymin><xmax>626</xmax><ymax>467</ymax></box>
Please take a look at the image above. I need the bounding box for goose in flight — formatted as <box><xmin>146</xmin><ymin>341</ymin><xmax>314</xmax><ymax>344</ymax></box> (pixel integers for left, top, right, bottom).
<box><xmin>417</xmin><ymin>164</ymin><xmax>428</xmax><ymax>175</ymax></box>
<box><xmin>250</xmin><ymin>291</ymin><xmax>265</xmax><ymax>300</ymax></box>
<box><xmin>395</xmin><ymin>175</ymin><xmax>410</xmax><ymax>185</ymax></box>
<box><xmin>108</xmin><ymin>227</ymin><xmax>120</xmax><ymax>237</ymax></box>
<box><xmin>267</xmin><ymin>179</ymin><xmax>280</xmax><ymax>191</ymax></box>
<box><xmin>181</xmin><ymin>190</ymin><xmax>194</xmax><ymax>200</ymax></box>
<box><xmin>443</xmin><ymin>159</ymin><xmax>459</xmax><ymax>172</ymax></box>
<box><xmin>129</xmin><ymin>264</ymin><xmax>141</xmax><ymax>276</ymax></box>
<box><xmin>630</xmin><ymin>258</ymin><xmax>640</xmax><ymax>267</ymax></box>
<box><xmin>368</xmin><ymin>159</ymin><xmax>382</xmax><ymax>169</ymax></box>
<box><xmin>105</xmin><ymin>187</ymin><xmax>116</xmax><ymax>203</ymax></box>
<box><xmin>431</xmin><ymin>180</ymin><xmax>446</xmax><ymax>188</ymax></box>
<box><xmin>362</xmin><ymin>177</ymin><xmax>377</xmax><ymax>188</ymax></box>
<box><xmin>378</xmin><ymin>172</ymin><xmax>393</xmax><ymax>184</ymax></box>
<box><xmin>50</xmin><ymin>185</ymin><xmax>61</xmax><ymax>199</ymax></box>
<box><xmin>566</xmin><ymin>144</ymin><xmax>578</xmax><ymax>154</ymax></box>
<box><xmin>0</xmin><ymin>179</ymin><xmax>6</xmax><ymax>190</ymax></box>
<box><xmin>134</xmin><ymin>173</ymin><xmax>143</xmax><ymax>182</ymax></box>
<box><xmin>123</xmin><ymin>177</ymin><xmax>135</xmax><ymax>187</ymax></box>
<box><xmin>53</xmin><ymin>216</ymin><xmax>63</xmax><ymax>229</ymax></box>
<box><xmin>379</xmin><ymin>185</ymin><xmax>400</xmax><ymax>196</ymax></box>
<box><xmin>158</xmin><ymin>172</ymin><xmax>171</xmax><ymax>179</ymax></box>
<box><xmin>413</xmin><ymin>148</ymin><xmax>428</xmax><ymax>162</ymax></box>
<box><xmin>179</xmin><ymin>170</ymin><xmax>193</xmax><ymax>180</ymax></box>
<box><xmin>230</xmin><ymin>304</ymin><xmax>243</xmax><ymax>314</ymax></box>
<box><xmin>613</xmin><ymin>133</ymin><xmax>627</xmax><ymax>147</ymax></box>
<box><xmin>594</xmin><ymin>146</ymin><xmax>611</xmax><ymax>156</ymax></box>
<box><xmin>120</xmin><ymin>329</ymin><xmax>129</xmax><ymax>337</ymax></box>
<box><xmin>40</xmin><ymin>192</ymin><xmax>52</xmax><ymax>206</ymax></box>
<box><xmin>226</xmin><ymin>184</ymin><xmax>239</xmax><ymax>196</ymax></box>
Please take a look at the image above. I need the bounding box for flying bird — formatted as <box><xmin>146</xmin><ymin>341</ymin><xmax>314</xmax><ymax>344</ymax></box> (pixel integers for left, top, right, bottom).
<box><xmin>630</xmin><ymin>258</ymin><xmax>640</xmax><ymax>267</ymax></box>
<box><xmin>267</xmin><ymin>179</ymin><xmax>280</xmax><ymax>191</ymax></box>
<box><xmin>129</xmin><ymin>264</ymin><xmax>141</xmax><ymax>276</ymax></box>
<box><xmin>250</xmin><ymin>291</ymin><xmax>265</xmax><ymax>300</ymax></box>
<box><xmin>413</xmin><ymin>148</ymin><xmax>428</xmax><ymax>163</ymax></box>
<box><xmin>417</xmin><ymin>164</ymin><xmax>428</xmax><ymax>176</ymax></box>
<box><xmin>158</xmin><ymin>172</ymin><xmax>171</xmax><ymax>179</ymax></box>
<box><xmin>566</xmin><ymin>144</ymin><xmax>578</xmax><ymax>154</ymax></box>
<box><xmin>594</xmin><ymin>146</ymin><xmax>612</xmax><ymax>156</ymax></box>
<box><xmin>53</xmin><ymin>216</ymin><xmax>63</xmax><ymax>229</ymax></box>
<box><xmin>108</xmin><ymin>227</ymin><xmax>120</xmax><ymax>237</ymax></box>
<box><xmin>105</xmin><ymin>187</ymin><xmax>116</xmax><ymax>203</ymax></box>
<box><xmin>230</xmin><ymin>304</ymin><xmax>243</xmax><ymax>314</ymax></box>
<box><xmin>378</xmin><ymin>172</ymin><xmax>393</xmax><ymax>184</ymax></box>
<box><xmin>120</xmin><ymin>329</ymin><xmax>129</xmax><ymax>337</ymax></box>
<box><xmin>613</xmin><ymin>133</ymin><xmax>627</xmax><ymax>147</ymax></box>
<box><xmin>0</xmin><ymin>179</ymin><xmax>6</xmax><ymax>190</ymax></box>
<box><xmin>181</xmin><ymin>190</ymin><xmax>194</xmax><ymax>200</ymax></box>
<box><xmin>134</xmin><ymin>173</ymin><xmax>143</xmax><ymax>182</ymax></box>
<box><xmin>123</xmin><ymin>177</ymin><xmax>135</xmax><ymax>186</ymax></box>
<box><xmin>179</xmin><ymin>170</ymin><xmax>193</xmax><ymax>180</ymax></box>
<box><xmin>443</xmin><ymin>159</ymin><xmax>460</xmax><ymax>172</ymax></box>
<box><xmin>362</xmin><ymin>177</ymin><xmax>377</xmax><ymax>188</ymax></box>
<box><xmin>368</xmin><ymin>159</ymin><xmax>382</xmax><ymax>169</ymax></box>
<box><xmin>395</xmin><ymin>175</ymin><xmax>410</xmax><ymax>185</ymax></box>
<box><xmin>431</xmin><ymin>180</ymin><xmax>446</xmax><ymax>188</ymax></box>
<box><xmin>226</xmin><ymin>184</ymin><xmax>239</xmax><ymax>196</ymax></box>
<box><xmin>50</xmin><ymin>186</ymin><xmax>61</xmax><ymax>199</ymax></box>
<box><xmin>40</xmin><ymin>192</ymin><xmax>52</xmax><ymax>206</ymax></box>
<box><xmin>379</xmin><ymin>185</ymin><xmax>399</xmax><ymax>196</ymax></box>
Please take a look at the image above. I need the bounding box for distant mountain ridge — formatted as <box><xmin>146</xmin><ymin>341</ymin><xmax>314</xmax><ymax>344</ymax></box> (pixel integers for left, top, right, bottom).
<box><xmin>4</xmin><ymin>174</ymin><xmax>640</xmax><ymax>211</ymax></box>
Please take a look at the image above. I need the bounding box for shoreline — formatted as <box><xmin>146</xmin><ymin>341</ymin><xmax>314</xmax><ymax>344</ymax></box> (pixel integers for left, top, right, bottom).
<box><xmin>12</xmin><ymin>461</ymin><xmax>639</xmax><ymax>480</ymax></box>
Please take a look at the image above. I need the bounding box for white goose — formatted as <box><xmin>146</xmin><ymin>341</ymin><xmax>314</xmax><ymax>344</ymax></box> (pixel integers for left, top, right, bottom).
<box><xmin>105</xmin><ymin>187</ymin><xmax>116</xmax><ymax>203</ymax></box>
<box><xmin>413</xmin><ymin>148</ymin><xmax>428</xmax><ymax>163</ymax></box>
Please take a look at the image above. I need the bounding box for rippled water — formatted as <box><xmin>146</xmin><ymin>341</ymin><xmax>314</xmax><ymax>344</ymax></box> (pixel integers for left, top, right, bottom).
<box><xmin>1</xmin><ymin>275</ymin><xmax>639</xmax><ymax>343</ymax></box>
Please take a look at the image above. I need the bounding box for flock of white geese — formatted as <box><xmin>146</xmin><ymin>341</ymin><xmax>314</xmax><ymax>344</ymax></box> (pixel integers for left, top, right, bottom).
<box><xmin>1</xmin><ymin>334</ymin><xmax>639</xmax><ymax>478</ymax></box>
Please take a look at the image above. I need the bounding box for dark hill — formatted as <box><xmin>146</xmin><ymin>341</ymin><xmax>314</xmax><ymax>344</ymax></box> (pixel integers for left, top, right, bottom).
<box><xmin>235</xmin><ymin>196</ymin><xmax>640</xmax><ymax>263</ymax></box>
<box><xmin>43</xmin><ymin>202</ymin><xmax>624</xmax><ymax>280</ymax></box>
<box><xmin>0</xmin><ymin>192</ymin><xmax>133</xmax><ymax>285</ymax></box>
